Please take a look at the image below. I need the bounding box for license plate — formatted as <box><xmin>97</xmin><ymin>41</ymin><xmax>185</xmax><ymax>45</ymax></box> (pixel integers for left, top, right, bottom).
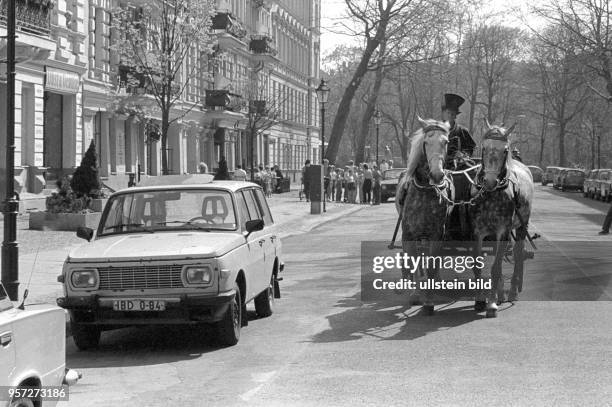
<box><xmin>112</xmin><ymin>299</ymin><xmax>166</xmax><ymax>312</ymax></box>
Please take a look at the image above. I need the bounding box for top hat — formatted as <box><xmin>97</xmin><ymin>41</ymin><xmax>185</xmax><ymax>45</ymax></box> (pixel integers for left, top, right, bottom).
<box><xmin>442</xmin><ymin>93</ymin><xmax>465</xmax><ymax>114</ymax></box>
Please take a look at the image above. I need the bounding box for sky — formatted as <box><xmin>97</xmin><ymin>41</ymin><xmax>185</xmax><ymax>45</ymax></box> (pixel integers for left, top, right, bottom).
<box><xmin>320</xmin><ymin>0</ymin><xmax>547</xmax><ymax>59</ymax></box>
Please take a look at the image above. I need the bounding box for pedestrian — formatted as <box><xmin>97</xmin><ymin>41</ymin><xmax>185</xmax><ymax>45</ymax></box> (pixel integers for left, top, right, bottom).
<box><xmin>198</xmin><ymin>162</ymin><xmax>208</xmax><ymax>174</ymax></box>
<box><xmin>263</xmin><ymin>167</ymin><xmax>273</xmax><ymax>197</ymax></box>
<box><xmin>273</xmin><ymin>165</ymin><xmax>284</xmax><ymax>193</ymax></box>
<box><xmin>372</xmin><ymin>165</ymin><xmax>382</xmax><ymax>205</ymax></box>
<box><xmin>363</xmin><ymin>163</ymin><xmax>373</xmax><ymax>204</ymax></box>
<box><xmin>233</xmin><ymin>164</ymin><xmax>247</xmax><ymax>181</ymax></box>
<box><xmin>599</xmin><ymin>204</ymin><xmax>612</xmax><ymax>235</ymax></box>
<box><xmin>346</xmin><ymin>169</ymin><xmax>356</xmax><ymax>203</ymax></box>
<box><xmin>213</xmin><ymin>156</ymin><xmax>230</xmax><ymax>180</ymax></box>
<box><xmin>335</xmin><ymin>168</ymin><xmax>343</xmax><ymax>202</ymax></box>
<box><xmin>324</xmin><ymin>159</ymin><xmax>331</xmax><ymax>202</ymax></box>
<box><xmin>328</xmin><ymin>165</ymin><xmax>336</xmax><ymax>202</ymax></box>
<box><xmin>380</xmin><ymin>159</ymin><xmax>389</xmax><ymax>172</ymax></box>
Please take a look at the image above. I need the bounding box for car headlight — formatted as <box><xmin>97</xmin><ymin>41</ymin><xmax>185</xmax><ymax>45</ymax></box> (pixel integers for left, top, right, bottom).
<box><xmin>70</xmin><ymin>269</ymin><xmax>99</xmax><ymax>290</ymax></box>
<box><xmin>182</xmin><ymin>266</ymin><xmax>213</xmax><ymax>286</ymax></box>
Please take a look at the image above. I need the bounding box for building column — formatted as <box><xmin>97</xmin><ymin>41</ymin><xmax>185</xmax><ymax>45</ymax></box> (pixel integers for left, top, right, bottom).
<box><xmin>99</xmin><ymin>112</ymin><xmax>111</xmax><ymax>177</ymax></box>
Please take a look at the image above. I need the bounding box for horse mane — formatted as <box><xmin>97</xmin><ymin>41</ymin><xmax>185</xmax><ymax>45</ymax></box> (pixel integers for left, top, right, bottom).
<box><xmin>406</xmin><ymin>118</ymin><xmax>449</xmax><ymax>178</ymax></box>
<box><xmin>406</xmin><ymin>128</ymin><xmax>425</xmax><ymax>178</ymax></box>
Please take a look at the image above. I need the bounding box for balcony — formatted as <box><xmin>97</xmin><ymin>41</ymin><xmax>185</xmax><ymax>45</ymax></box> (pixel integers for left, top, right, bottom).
<box><xmin>249</xmin><ymin>34</ymin><xmax>278</xmax><ymax>64</ymax></box>
<box><xmin>204</xmin><ymin>89</ymin><xmax>245</xmax><ymax>113</ymax></box>
<box><xmin>211</xmin><ymin>11</ymin><xmax>247</xmax><ymax>49</ymax></box>
<box><xmin>117</xmin><ymin>64</ymin><xmax>180</xmax><ymax>97</ymax></box>
<box><xmin>0</xmin><ymin>0</ymin><xmax>53</xmax><ymax>37</ymax></box>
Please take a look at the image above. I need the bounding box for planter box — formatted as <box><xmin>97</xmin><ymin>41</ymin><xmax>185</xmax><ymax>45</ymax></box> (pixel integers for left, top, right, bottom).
<box><xmin>89</xmin><ymin>198</ymin><xmax>108</xmax><ymax>212</ymax></box>
<box><xmin>29</xmin><ymin>211</ymin><xmax>101</xmax><ymax>231</ymax></box>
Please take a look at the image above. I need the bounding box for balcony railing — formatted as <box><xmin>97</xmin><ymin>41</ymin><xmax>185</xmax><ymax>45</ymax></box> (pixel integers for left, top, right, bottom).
<box><xmin>0</xmin><ymin>0</ymin><xmax>54</xmax><ymax>37</ymax></box>
<box><xmin>118</xmin><ymin>64</ymin><xmax>180</xmax><ymax>97</ymax></box>
<box><xmin>249</xmin><ymin>34</ymin><xmax>277</xmax><ymax>56</ymax></box>
<box><xmin>205</xmin><ymin>89</ymin><xmax>245</xmax><ymax>112</ymax></box>
<box><xmin>212</xmin><ymin>11</ymin><xmax>247</xmax><ymax>40</ymax></box>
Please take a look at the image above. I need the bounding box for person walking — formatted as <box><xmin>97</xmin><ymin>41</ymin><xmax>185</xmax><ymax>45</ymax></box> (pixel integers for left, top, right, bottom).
<box><xmin>356</xmin><ymin>165</ymin><xmax>364</xmax><ymax>204</ymax></box>
<box><xmin>346</xmin><ymin>169</ymin><xmax>356</xmax><ymax>203</ymax></box>
<box><xmin>363</xmin><ymin>163</ymin><xmax>373</xmax><ymax>204</ymax></box>
<box><xmin>599</xmin><ymin>204</ymin><xmax>612</xmax><ymax>235</ymax></box>
<box><xmin>302</xmin><ymin>159</ymin><xmax>311</xmax><ymax>202</ymax></box>
<box><xmin>372</xmin><ymin>165</ymin><xmax>382</xmax><ymax>205</ymax></box>
<box><xmin>335</xmin><ymin>168</ymin><xmax>343</xmax><ymax>202</ymax></box>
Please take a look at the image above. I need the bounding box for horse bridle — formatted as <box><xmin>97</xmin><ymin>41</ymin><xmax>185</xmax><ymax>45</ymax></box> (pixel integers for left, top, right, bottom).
<box><xmin>478</xmin><ymin>129</ymin><xmax>510</xmax><ymax>190</ymax></box>
<box><xmin>412</xmin><ymin>124</ymin><xmax>451</xmax><ymax>191</ymax></box>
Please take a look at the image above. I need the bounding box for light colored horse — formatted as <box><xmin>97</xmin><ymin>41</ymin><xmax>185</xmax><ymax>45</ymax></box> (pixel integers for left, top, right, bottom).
<box><xmin>471</xmin><ymin>121</ymin><xmax>534</xmax><ymax>318</ymax></box>
<box><xmin>395</xmin><ymin>118</ymin><xmax>453</xmax><ymax>315</ymax></box>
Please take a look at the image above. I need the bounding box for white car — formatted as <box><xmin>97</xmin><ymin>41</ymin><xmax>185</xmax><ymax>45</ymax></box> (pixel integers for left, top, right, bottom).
<box><xmin>57</xmin><ymin>176</ymin><xmax>283</xmax><ymax>349</ymax></box>
<box><xmin>0</xmin><ymin>285</ymin><xmax>80</xmax><ymax>407</ymax></box>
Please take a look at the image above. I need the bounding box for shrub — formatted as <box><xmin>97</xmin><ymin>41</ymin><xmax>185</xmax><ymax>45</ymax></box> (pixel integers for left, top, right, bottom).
<box><xmin>70</xmin><ymin>140</ymin><xmax>104</xmax><ymax>199</ymax></box>
<box><xmin>46</xmin><ymin>176</ymin><xmax>91</xmax><ymax>214</ymax></box>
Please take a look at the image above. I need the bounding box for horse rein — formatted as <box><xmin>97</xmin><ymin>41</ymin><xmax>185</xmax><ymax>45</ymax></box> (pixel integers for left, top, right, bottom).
<box><xmin>477</xmin><ymin>129</ymin><xmax>511</xmax><ymax>191</ymax></box>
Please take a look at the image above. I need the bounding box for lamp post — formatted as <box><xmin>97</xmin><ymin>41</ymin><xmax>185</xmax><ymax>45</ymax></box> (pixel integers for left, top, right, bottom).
<box><xmin>373</xmin><ymin>109</ymin><xmax>382</xmax><ymax>165</ymax></box>
<box><xmin>1</xmin><ymin>0</ymin><xmax>19</xmax><ymax>300</ymax></box>
<box><xmin>315</xmin><ymin>79</ymin><xmax>330</xmax><ymax>214</ymax></box>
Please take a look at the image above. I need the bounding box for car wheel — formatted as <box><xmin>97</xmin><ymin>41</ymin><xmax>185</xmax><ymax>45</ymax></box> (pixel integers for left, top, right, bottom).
<box><xmin>72</xmin><ymin>323</ymin><xmax>101</xmax><ymax>350</ymax></box>
<box><xmin>541</xmin><ymin>182</ymin><xmax>547</xmax><ymax>186</ymax></box>
<box><xmin>254</xmin><ymin>274</ymin><xmax>275</xmax><ymax>318</ymax></box>
<box><xmin>216</xmin><ymin>282</ymin><xmax>241</xmax><ymax>346</ymax></box>
<box><xmin>10</xmin><ymin>397</ymin><xmax>35</xmax><ymax>407</ymax></box>
<box><xmin>381</xmin><ymin>196</ymin><xmax>388</xmax><ymax>203</ymax></box>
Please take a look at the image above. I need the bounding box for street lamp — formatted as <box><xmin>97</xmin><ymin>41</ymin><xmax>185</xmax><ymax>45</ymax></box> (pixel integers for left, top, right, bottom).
<box><xmin>373</xmin><ymin>109</ymin><xmax>382</xmax><ymax>165</ymax></box>
<box><xmin>315</xmin><ymin>79</ymin><xmax>330</xmax><ymax>214</ymax></box>
<box><xmin>1</xmin><ymin>0</ymin><xmax>19</xmax><ymax>300</ymax></box>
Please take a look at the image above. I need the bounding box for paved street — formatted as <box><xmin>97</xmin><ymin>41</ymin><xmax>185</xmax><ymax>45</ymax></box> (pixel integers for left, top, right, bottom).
<box><xmin>55</xmin><ymin>186</ymin><xmax>611</xmax><ymax>406</ymax></box>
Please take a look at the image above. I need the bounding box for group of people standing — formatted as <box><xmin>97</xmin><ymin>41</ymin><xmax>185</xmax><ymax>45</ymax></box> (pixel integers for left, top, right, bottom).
<box><xmin>200</xmin><ymin>158</ymin><xmax>283</xmax><ymax>197</ymax></box>
<box><xmin>302</xmin><ymin>159</ymin><xmax>394</xmax><ymax>205</ymax></box>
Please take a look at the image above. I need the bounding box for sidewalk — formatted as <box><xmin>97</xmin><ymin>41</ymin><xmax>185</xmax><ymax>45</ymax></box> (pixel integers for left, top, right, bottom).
<box><xmin>1</xmin><ymin>189</ymin><xmax>365</xmax><ymax>306</ymax></box>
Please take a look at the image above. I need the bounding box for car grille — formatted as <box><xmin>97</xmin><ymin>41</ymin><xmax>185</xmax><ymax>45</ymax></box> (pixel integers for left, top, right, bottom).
<box><xmin>98</xmin><ymin>265</ymin><xmax>184</xmax><ymax>290</ymax></box>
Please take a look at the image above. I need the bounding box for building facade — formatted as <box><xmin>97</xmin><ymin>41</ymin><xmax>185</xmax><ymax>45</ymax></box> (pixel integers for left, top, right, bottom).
<box><xmin>0</xmin><ymin>0</ymin><xmax>321</xmax><ymax>198</ymax></box>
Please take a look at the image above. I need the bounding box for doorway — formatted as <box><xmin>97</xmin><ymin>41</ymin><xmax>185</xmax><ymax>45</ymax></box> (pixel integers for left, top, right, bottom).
<box><xmin>43</xmin><ymin>91</ymin><xmax>64</xmax><ymax>179</ymax></box>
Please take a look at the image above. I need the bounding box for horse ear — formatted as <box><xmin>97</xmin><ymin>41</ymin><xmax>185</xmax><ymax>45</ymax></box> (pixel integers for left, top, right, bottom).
<box><xmin>484</xmin><ymin>118</ymin><xmax>492</xmax><ymax>130</ymax></box>
<box><xmin>417</xmin><ymin>115</ymin><xmax>428</xmax><ymax>128</ymax></box>
<box><xmin>505</xmin><ymin>122</ymin><xmax>517</xmax><ymax>137</ymax></box>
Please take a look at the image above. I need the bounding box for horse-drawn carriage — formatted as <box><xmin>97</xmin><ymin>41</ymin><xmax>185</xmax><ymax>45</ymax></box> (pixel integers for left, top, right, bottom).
<box><xmin>391</xmin><ymin>118</ymin><xmax>537</xmax><ymax>318</ymax></box>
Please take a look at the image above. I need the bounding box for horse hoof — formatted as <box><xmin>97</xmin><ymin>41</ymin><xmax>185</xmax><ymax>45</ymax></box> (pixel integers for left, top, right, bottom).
<box><xmin>486</xmin><ymin>309</ymin><xmax>497</xmax><ymax>318</ymax></box>
<box><xmin>422</xmin><ymin>305</ymin><xmax>435</xmax><ymax>316</ymax></box>
<box><xmin>474</xmin><ymin>301</ymin><xmax>486</xmax><ymax>312</ymax></box>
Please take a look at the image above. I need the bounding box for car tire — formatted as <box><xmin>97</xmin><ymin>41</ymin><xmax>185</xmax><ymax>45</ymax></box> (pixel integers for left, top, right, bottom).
<box><xmin>10</xmin><ymin>397</ymin><xmax>35</xmax><ymax>407</ymax></box>
<box><xmin>381</xmin><ymin>196</ymin><xmax>388</xmax><ymax>203</ymax></box>
<box><xmin>541</xmin><ymin>182</ymin><xmax>547</xmax><ymax>186</ymax></box>
<box><xmin>255</xmin><ymin>274</ymin><xmax>275</xmax><ymax>318</ymax></box>
<box><xmin>72</xmin><ymin>323</ymin><xmax>101</xmax><ymax>350</ymax></box>
<box><xmin>216</xmin><ymin>282</ymin><xmax>241</xmax><ymax>346</ymax></box>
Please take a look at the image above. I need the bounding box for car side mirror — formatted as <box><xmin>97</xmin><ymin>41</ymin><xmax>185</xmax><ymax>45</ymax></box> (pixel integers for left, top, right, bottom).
<box><xmin>76</xmin><ymin>226</ymin><xmax>94</xmax><ymax>242</ymax></box>
<box><xmin>245</xmin><ymin>219</ymin><xmax>264</xmax><ymax>238</ymax></box>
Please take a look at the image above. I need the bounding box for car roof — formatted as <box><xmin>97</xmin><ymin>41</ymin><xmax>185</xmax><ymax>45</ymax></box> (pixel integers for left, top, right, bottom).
<box><xmin>111</xmin><ymin>175</ymin><xmax>262</xmax><ymax>196</ymax></box>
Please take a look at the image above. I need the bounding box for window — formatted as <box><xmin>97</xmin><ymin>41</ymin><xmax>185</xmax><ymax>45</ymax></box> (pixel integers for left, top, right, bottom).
<box><xmin>254</xmin><ymin>189</ymin><xmax>273</xmax><ymax>225</ymax></box>
<box><xmin>242</xmin><ymin>189</ymin><xmax>262</xmax><ymax>220</ymax></box>
<box><xmin>235</xmin><ymin>191</ymin><xmax>250</xmax><ymax>229</ymax></box>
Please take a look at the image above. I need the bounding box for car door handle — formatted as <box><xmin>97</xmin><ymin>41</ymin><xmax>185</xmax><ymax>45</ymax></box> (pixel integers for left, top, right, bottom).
<box><xmin>0</xmin><ymin>331</ymin><xmax>12</xmax><ymax>347</ymax></box>
<box><xmin>270</xmin><ymin>235</ymin><xmax>277</xmax><ymax>242</ymax></box>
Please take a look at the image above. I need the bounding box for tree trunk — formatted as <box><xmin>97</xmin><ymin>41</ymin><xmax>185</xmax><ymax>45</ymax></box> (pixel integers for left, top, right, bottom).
<box><xmin>325</xmin><ymin>4</ymin><xmax>392</xmax><ymax>163</ymax></box>
<box><xmin>558</xmin><ymin>123</ymin><xmax>566</xmax><ymax>167</ymax></box>
<box><xmin>161</xmin><ymin>107</ymin><xmax>170</xmax><ymax>175</ymax></box>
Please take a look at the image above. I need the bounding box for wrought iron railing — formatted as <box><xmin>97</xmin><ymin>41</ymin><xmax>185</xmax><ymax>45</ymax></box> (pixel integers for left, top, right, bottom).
<box><xmin>205</xmin><ymin>89</ymin><xmax>245</xmax><ymax>112</ymax></box>
<box><xmin>249</xmin><ymin>34</ymin><xmax>277</xmax><ymax>56</ymax></box>
<box><xmin>0</xmin><ymin>0</ymin><xmax>53</xmax><ymax>37</ymax></box>
<box><xmin>212</xmin><ymin>11</ymin><xmax>247</xmax><ymax>39</ymax></box>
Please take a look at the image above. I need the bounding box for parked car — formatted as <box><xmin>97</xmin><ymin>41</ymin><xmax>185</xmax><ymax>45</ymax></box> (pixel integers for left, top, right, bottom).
<box><xmin>1</xmin><ymin>284</ymin><xmax>80</xmax><ymax>407</ymax></box>
<box><xmin>57</xmin><ymin>176</ymin><xmax>284</xmax><ymax>349</ymax></box>
<box><xmin>542</xmin><ymin>166</ymin><xmax>562</xmax><ymax>186</ymax></box>
<box><xmin>584</xmin><ymin>169</ymin><xmax>600</xmax><ymax>198</ymax></box>
<box><xmin>527</xmin><ymin>165</ymin><xmax>543</xmax><ymax>183</ymax></box>
<box><xmin>596</xmin><ymin>169</ymin><xmax>612</xmax><ymax>201</ymax></box>
<box><xmin>559</xmin><ymin>169</ymin><xmax>585</xmax><ymax>191</ymax></box>
<box><xmin>380</xmin><ymin>168</ymin><xmax>407</xmax><ymax>203</ymax></box>
<box><xmin>552</xmin><ymin>168</ymin><xmax>569</xmax><ymax>189</ymax></box>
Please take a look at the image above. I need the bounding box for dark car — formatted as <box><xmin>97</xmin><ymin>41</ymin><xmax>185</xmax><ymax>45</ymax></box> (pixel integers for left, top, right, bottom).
<box><xmin>559</xmin><ymin>169</ymin><xmax>585</xmax><ymax>191</ymax></box>
<box><xmin>542</xmin><ymin>166</ymin><xmax>562</xmax><ymax>186</ymax></box>
<box><xmin>380</xmin><ymin>168</ymin><xmax>406</xmax><ymax>203</ymax></box>
<box><xmin>527</xmin><ymin>165</ymin><xmax>543</xmax><ymax>183</ymax></box>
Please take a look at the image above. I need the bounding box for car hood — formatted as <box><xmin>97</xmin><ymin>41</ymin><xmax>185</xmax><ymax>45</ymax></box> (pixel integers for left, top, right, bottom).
<box><xmin>67</xmin><ymin>232</ymin><xmax>245</xmax><ymax>262</ymax></box>
<box><xmin>381</xmin><ymin>179</ymin><xmax>399</xmax><ymax>185</ymax></box>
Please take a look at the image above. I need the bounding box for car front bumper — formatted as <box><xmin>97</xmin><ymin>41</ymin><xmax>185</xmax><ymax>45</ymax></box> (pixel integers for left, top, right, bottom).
<box><xmin>57</xmin><ymin>290</ymin><xmax>235</xmax><ymax>325</ymax></box>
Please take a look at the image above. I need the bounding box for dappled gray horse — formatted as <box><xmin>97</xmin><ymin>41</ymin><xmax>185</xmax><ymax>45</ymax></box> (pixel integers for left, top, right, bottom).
<box><xmin>471</xmin><ymin>121</ymin><xmax>534</xmax><ymax>318</ymax></box>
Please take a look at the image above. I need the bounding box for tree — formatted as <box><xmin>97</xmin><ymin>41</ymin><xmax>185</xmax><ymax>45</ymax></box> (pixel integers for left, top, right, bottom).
<box><xmin>71</xmin><ymin>140</ymin><xmax>104</xmax><ymax>198</ymax></box>
<box><xmin>110</xmin><ymin>0</ymin><xmax>214</xmax><ymax>175</ymax></box>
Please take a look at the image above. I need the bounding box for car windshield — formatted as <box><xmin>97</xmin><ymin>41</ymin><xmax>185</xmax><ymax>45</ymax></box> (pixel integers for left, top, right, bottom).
<box><xmin>384</xmin><ymin>169</ymin><xmax>405</xmax><ymax>180</ymax></box>
<box><xmin>99</xmin><ymin>189</ymin><xmax>238</xmax><ymax>236</ymax></box>
<box><xmin>567</xmin><ymin>170</ymin><xmax>584</xmax><ymax>176</ymax></box>
<box><xmin>0</xmin><ymin>283</ymin><xmax>12</xmax><ymax>312</ymax></box>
